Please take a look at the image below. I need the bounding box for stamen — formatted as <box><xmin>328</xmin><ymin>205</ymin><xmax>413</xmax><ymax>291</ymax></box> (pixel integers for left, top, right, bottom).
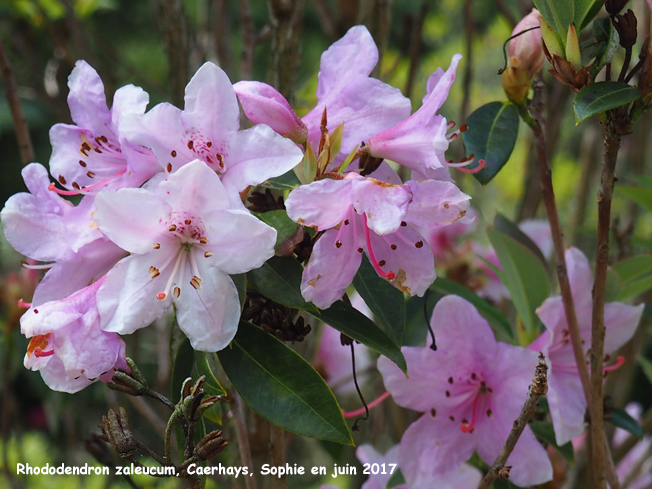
<box><xmin>17</xmin><ymin>299</ymin><xmax>31</xmax><ymax>309</ymax></box>
<box><xmin>460</xmin><ymin>390</ymin><xmax>483</xmax><ymax>433</ymax></box>
<box><xmin>199</xmin><ymin>237</ymin><xmax>209</xmax><ymax>244</ymax></box>
<box><xmin>602</xmin><ymin>356</ymin><xmax>625</xmax><ymax>372</ymax></box>
<box><xmin>456</xmin><ymin>159</ymin><xmax>487</xmax><ymax>175</ymax></box>
<box><xmin>34</xmin><ymin>348</ymin><xmax>55</xmax><ymax>358</ymax></box>
<box><xmin>363</xmin><ymin>214</ymin><xmax>396</xmax><ymax>281</ymax></box>
<box><xmin>204</xmin><ymin>251</ymin><xmax>213</xmax><ymax>257</ymax></box>
<box><xmin>21</xmin><ymin>261</ymin><xmax>54</xmax><ymax>270</ymax></box>
<box><xmin>157</xmin><ymin>249</ymin><xmax>185</xmax><ymax>300</ymax></box>
<box><xmin>153</xmin><ymin>243</ymin><xmax>160</xmax><ymax>249</ymax></box>
<box><xmin>342</xmin><ymin>392</ymin><xmax>391</xmax><ymax>418</ymax></box>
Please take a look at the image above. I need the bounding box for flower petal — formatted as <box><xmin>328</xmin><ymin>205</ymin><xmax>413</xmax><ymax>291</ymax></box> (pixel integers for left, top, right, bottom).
<box><xmin>285</xmin><ymin>179</ymin><xmax>353</xmax><ymax>230</ymax></box>
<box><xmin>352</xmin><ymin>177</ymin><xmax>411</xmax><ymax>235</ymax></box>
<box><xmin>301</xmin><ymin>225</ymin><xmax>362</xmax><ymax>309</ymax></box>
<box><xmin>67</xmin><ymin>61</ymin><xmax>111</xmax><ymax>136</ymax></box>
<box><xmin>405</xmin><ymin>180</ymin><xmax>470</xmax><ymax>228</ymax></box>
<box><xmin>547</xmin><ymin>365</ymin><xmax>586</xmax><ymax>445</ymax></box>
<box><xmin>39</xmin><ymin>355</ymin><xmax>94</xmax><ymax>393</ymax></box>
<box><xmin>175</xmin><ymin>267</ymin><xmax>240</xmax><ymax>351</ymax></box>
<box><xmin>603</xmin><ymin>302</ymin><xmax>644</xmax><ymax>354</ymax></box>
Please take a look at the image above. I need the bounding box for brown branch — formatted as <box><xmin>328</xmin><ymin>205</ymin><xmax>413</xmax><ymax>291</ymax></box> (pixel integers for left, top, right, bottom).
<box><xmin>477</xmin><ymin>353</ymin><xmax>548</xmax><ymax>489</ymax></box>
<box><xmin>603</xmin><ymin>432</ymin><xmax>621</xmax><ymax>489</ymax></box>
<box><xmin>239</xmin><ymin>0</ymin><xmax>255</xmax><ymax>80</ymax></box>
<box><xmin>404</xmin><ymin>3</ymin><xmax>427</xmax><ymax>98</ymax></box>
<box><xmin>530</xmin><ymin>77</ymin><xmax>594</xmax><ymax>411</ymax></box>
<box><xmin>357</xmin><ymin>0</ymin><xmax>393</xmax><ymax>79</ymax></box>
<box><xmin>590</xmin><ymin>125</ymin><xmax>623</xmax><ymax>489</ymax></box>
<box><xmin>232</xmin><ymin>392</ymin><xmax>258</xmax><ymax>489</ymax></box>
<box><xmin>311</xmin><ymin>0</ymin><xmax>337</xmax><ymax>40</ymax></box>
<box><xmin>0</xmin><ymin>35</ymin><xmax>35</xmax><ymax>165</ymax></box>
<box><xmin>269</xmin><ymin>424</ymin><xmax>286</xmax><ymax>489</ymax></box>
<box><xmin>214</xmin><ymin>0</ymin><xmax>234</xmax><ymax>75</ymax></box>
<box><xmin>460</xmin><ymin>0</ymin><xmax>473</xmax><ymax>122</ymax></box>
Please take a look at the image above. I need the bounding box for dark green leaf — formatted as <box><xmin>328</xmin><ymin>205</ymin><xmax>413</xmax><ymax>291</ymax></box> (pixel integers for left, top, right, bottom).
<box><xmin>487</xmin><ymin>227</ymin><xmax>550</xmax><ymax>340</ymax></box>
<box><xmin>259</xmin><ymin>170</ymin><xmax>301</xmax><ymax>191</ymax></box>
<box><xmin>536</xmin><ymin>396</ymin><xmax>550</xmax><ymax>414</ymax></box>
<box><xmin>530</xmin><ymin>421</ymin><xmax>575</xmax><ymax>466</ymax></box>
<box><xmin>218</xmin><ymin>321</ymin><xmax>354</xmax><ymax>445</ymax></box>
<box><xmin>637</xmin><ymin>355</ymin><xmax>652</xmax><ymax>386</ymax></box>
<box><xmin>534</xmin><ymin>0</ymin><xmax>573</xmax><ymax>40</ymax></box>
<box><xmin>616</xmin><ymin>185</ymin><xmax>652</xmax><ymax>214</ymax></box>
<box><xmin>494</xmin><ymin>213</ymin><xmax>547</xmax><ymax>268</ymax></box>
<box><xmin>254</xmin><ymin>210</ymin><xmax>300</xmax><ymax>251</ymax></box>
<box><xmin>591</xmin><ymin>18</ymin><xmax>619</xmax><ymax>78</ymax></box>
<box><xmin>577</xmin><ymin>0</ymin><xmax>604</xmax><ymax>31</ymax></box>
<box><xmin>574</xmin><ymin>82</ymin><xmax>641</xmax><ymax>124</ymax></box>
<box><xmin>613</xmin><ymin>255</ymin><xmax>652</xmax><ymax>284</ymax></box>
<box><xmin>462</xmin><ymin>102</ymin><xmax>519</xmax><ymax>185</ymax></box>
<box><xmin>232</xmin><ymin>273</ymin><xmax>246</xmax><ymax>310</ymax></box>
<box><xmin>386</xmin><ymin>469</ymin><xmax>406</xmax><ymax>488</ymax></box>
<box><xmin>605</xmin><ymin>403</ymin><xmax>643</xmax><ymax>439</ymax></box>
<box><xmin>618</xmin><ymin>275</ymin><xmax>652</xmax><ymax>302</ymax></box>
<box><xmin>312</xmin><ymin>301</ymin><xmax>408</xmax><ymax>374</ymax></box>
<box><xmin>248</xmin><ymin>257</ymin><xmax>407</xmax><ymax>372</ymax></box>
<box><xmin>194</xmin><ymin>352</ymin><xmax>226</xmax><ymax>397</ymax></box>
<box><xmin>353</xmin><ymin>254</ymin><xmax>406</xmax><ymax>345</ymax></box>
<box><xmin>604</xmin><ymin>267</ymin><xmax>621</xmax><ymax>302</ymax></box>
<box><xmin>170</xmin><ymin>321</ymin><xmax>194</xmax><ymax>403</ymax></box>
<box><xmin>247</xmin><ymin>256</ymin><xmax>318</xmax><ymax>312</ymax></box>
<box><xmin>431</xmin><ymin>277</ymin><xmax>513</xmax><ymax>342</ymax></box>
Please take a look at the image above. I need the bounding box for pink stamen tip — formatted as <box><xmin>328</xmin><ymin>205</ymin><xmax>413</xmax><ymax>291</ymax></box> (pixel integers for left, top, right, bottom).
<box><xmin>342</xmin><ymin>391</ymin><xmax>391</xmax><ymax>418</ymax></box>
<box><xmin>48</xmin><ymin>182</ymin><xmax>79</xmax><ymax>196</ymax></box>
<box><xmin>457</xmin><ymin>159</ymin><xmax>486</xmax><ymax>174</ymax></box>
<box><xmin>603</xmin><ymin>356</ymin><xmax>625</xmax><ymax>372</ymax></box>
<box><xmin>156</xmin><ymin>292</ymin><xmax>167</xmax><ymax>300</ymax></box>
<box><xmin>363</xmin><ymin>214</ymin><xmax>393</xmax><ymax>280</ymax></box>
<box><xmin>34</xmin><ymin>348</ymin><xmax>55</xmax><ymax>358</ymax></box>
<box><xmin>17</xmin><ymin>299</ymin><xmax>31</xmax><ymax>309</ymax></box>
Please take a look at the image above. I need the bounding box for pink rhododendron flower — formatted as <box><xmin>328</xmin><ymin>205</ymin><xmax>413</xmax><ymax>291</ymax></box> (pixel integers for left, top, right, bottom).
<box><xmin>529</xmin><ymin>247</ymin><xmax>644</xmax><ymax>445</ymax></box>
<box><xmin>378</xmin><ymin>295</ymin><xmax>553</xmax><ymax>488</ymax></box>
<box><xmin>366</xmin><ymin>55</ymin><xmax>467</xmax><ymax>178</ymax></box>
<box><xmin>285</xmin><ymin>165</ymin><xmax>469</xmax><ymax>308</ymax></box>
<box><xmin>120</xmin><ymin>62</ymin><xmax>303</xmax><ymax>203</ymax></box>
<box><xmin>236</xmin><ymin>26</ymin><xmax>411</xmax><ymax>162</ymax></box>
<box><xmin>22</xmin><ymin>277</ymin><xmax>127</xmax><ymax>393</ymax></box>
<box><xmin>509</xmin><ymin>9</ymin><xmax>545</xmax><ymax>78</ymax></box>
<box><xmin>49</xmin><ymin>60</ymin><xmax>160</xmax><ymax>193</ymax></box>
<box><xmin>94</xmin><ymin>159</ymin><xmax>277</xmax><ymax>351</ymax></box>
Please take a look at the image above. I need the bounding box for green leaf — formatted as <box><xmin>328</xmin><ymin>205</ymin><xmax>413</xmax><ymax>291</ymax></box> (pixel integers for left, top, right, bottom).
<box><xmin>254</xmin><ymin>210</ymin><xmax>300</xmax><ymax>251</ymax></box>
<box><xmin>337</xmin><ymin>144</ymin><xmax>359</xmax><ymax>174</ymax></box>
<box><xmin>247</xmin><ymin>256</ymin><xmax>318</xmax><ymax>312</ymax></box>
<box><xmin>604</xmin><ymin>267</ymin><xmax>621</xmax><ymax>303</ymax></box>
<box><xmin>218</xmin><ymin>321</ymin><xmax>354</xmax><ymax>445</ymax></box>
<box><xmin>386</xmin><ymin>469</ymin><xmax>406</xmax><ymax>488</ymax></box>
<box><xmin>303</xmin><ymin>144</ymin><xmax>318</xmax><ymax>183</ymax></box>
<box><xmin>530</xmin><ymin>421</ymin><xmax>575</xmax><ymax>466</ymax></box>
<box><xmin>613</xmin><ymin>255</ymin><xmax>652</xmax><ymax>284</ymax></box>
<box><xmin>576</xmin><ymin>0</ymin><xmax>604</xmax><ymax>31</ymax></box>
<box><xmin>494</xmin><ymin>213</ymin><xmax>547</xmax><ymax>268</ymax></box>
<box><xmin>431</xmin><ymin>277</ymin><xmax>513</xmax><ymax>342</ymax></box>
<box><xmin>170</xmin><ymin>322</ymin><xmax>195</xmax><ymax>403</ymax></box>
<box><xmin>329</xmin><ymin>122</ymin><xmax>345</xmax><ymax>161</ymax></box>
<box><xmin>605</xmin><ymin>403</ymin><xmax>643</xmax><ymax>439</ymax></box>
<box><xmin>616</xmin><ymin>185</ymin><xmax>652</xmax><ymax>214</ymax></box>
<box><xmin>312</xmin><ymin>301</ymin><xmax>408</xmax><ymax>374</ymax></box>
<box><xmin>259</xmin><ymin>169</ymin><xmax>302</xmax><ymax>190</ymax></box>
<box><xmin>638</xmin><ymin>355</ymin><xmax>652</xmax><ymax>386</ymax></box>
<box><xmin>232</xmin><ymin>273</ymin><xmax>246</xmax><ymax>310</ymax></box>
<box><xmin>574</xmin><ymin>82</ymin><xmax>641</xmax><ymax>124</ymax></box>
<box><xmin>533</xmin><ymin>0</ymin><xmax>574</xmax><ymax>42</ymax></box>
<box><xmin>487</xmin><ymin>227</ymin><xmax>550</xmax><ymax>341</ymax></box>
<box><xmin>618</xmin><ymin>275</ymin><xmax>652</xmax><ymax>302</ymax></box>
<box><xmin>462</xmin><ymin>102</ymin><xmax>519</xmax><ymax>186</ymax></box>
<box><xmin>590</xmin><ymin>18</ymin><xmax>619</xmax><ymax>78</ymax></box>
<box><xmin>353</xmin><ymin>254</ymin><xmax>406</xmax><ymax>345</ymax></box>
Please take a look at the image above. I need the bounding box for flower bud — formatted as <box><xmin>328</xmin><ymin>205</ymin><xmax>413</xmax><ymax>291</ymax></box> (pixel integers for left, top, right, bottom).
<box><xmin>195</xmin><ymin>430</ymin><xmax>229</xmax><ymax>460</ymax></box>
<box><xmin>614</xmin><ymin>10</ymin><xmax>638</xmax><ymax>49</ymax></box>
<box><xmin>606</xmin><ymin>0</ymin><xmax>630</xmax><ymax>16</ymax></box>
<box><xmin>234</xmin><ymin>81</ymin><xmax>308</xmax><ymax>144</ymax></box>
<box><xmin>100</xmin><ymin>408</ymin><xmax>136</xmax><ymax>458</ymax></box>
<box><xmin>509</xmin><ymin>9</ymin><xmax>545</xmax><ymax>77</ymax></box>
<box><xmin>107</xmin><ymin>370</ymin><xmax>146</xmax><ymax>396</ymax></box>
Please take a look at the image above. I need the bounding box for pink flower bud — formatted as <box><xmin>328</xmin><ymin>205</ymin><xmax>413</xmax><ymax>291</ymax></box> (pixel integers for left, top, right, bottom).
<box><xmin>509</xmin><ymin>9</ymin><xmax>544</xmax><ymax>78</ymax></box>
<box><xmin>234</xmin><ymin>81</ymin><xmax>308</xmax><ymax>144</ymax></box>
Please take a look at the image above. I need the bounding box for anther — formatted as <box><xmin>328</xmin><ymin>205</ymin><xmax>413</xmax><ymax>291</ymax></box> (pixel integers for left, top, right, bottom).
<box><xmin>185</xmin><ymin>219</ymin><xmax>192</xmax><ymax>225</ymax></box>
<box><xmin>335</xmin><ymin>241</ymin><xmax>342</xmax><ymax>248</ymax></box>
<box><xmin>357</xmin><ymin>247</ymin><xmax>363</xmax><ymax>253</ymax></box>
<box><xmin>449</xmin><ymin>416</ymin><xmax>455</xmax><ymax>422</ymax></box>
<box><xmin>149</xmin><ymin>266</ymin><xmax>160</xmax><ymax>279</ymax></box>
<box><xmin>34</xmin><ymin>309</ymin><xmax>39</xmax><ymax>314</ymax></box>
<box><xmin>390</xmin><ymin>244</ymin><xmax>397</xmax><ymax>250</ymax></box>
<box><xmin>171</xmin><ymin>150</ymin><xmax>177</xmax><ymax>157</ymax></box>
<box><xmin>188</xmin><ymin>141</ymin><xmax>194</xmax><ymax>149</ymax></box>
<box><xmin>379</xmin><ymin>260</ymin><xmax>386</xmax><ymax>266</ymax></box>
<box><xmin>94</xmin><ymin>147</ymin><xmax>102</xmax><ymax>154</ymax></box>
<box><xmin>169</xmin><ymin>224</ymin><xmax>177</xmax><ymax>232</ymax></box>
<box><xmin>445</xmin><ymin>390</ymin><xmax>450</xmax><ymax>397</ymax></box>
<box><xmin>100</xmin><ymin>135</ymin><xmax>108</xmax><ymax>142</ymax></box>
<box><xmin>199</xmin><ymin>237</ymin><xmax>209</xmax><ymax>244</ymax></box>
<box><xmin>487</xmin><ymin>409</ymin><xmax>492</xmax><ymax>417</ymax></box>
<box><xmin>87</xmin><ymin>171</ymin><xmax>95</xmax><ymax>178</ymax></box>
<box><xmin>34</xmin><ymin>348</ymin><xmax>55</xmax><ymax>358</ymax></box>
<box><xmin>174</xmin><ymin>287</ymin><xmax>181</xmax><ymax>298</ymax></box>
<box><xmin>471</xmin><ymin>373</ymin><xmax>477</xmax><ymax>379</ymax></box>
<box><xmin>153</xmin><ymin>243</ymin><xmax>160</xmax><ymax>249</ymax></box>
<box><xmin>344</xmin><ymin>220</ymin><xmax>349</xmax><ymax>225</ymax></box>
<box><xmin>459</xmin><ymin>124</ymin><xmax>468</xmax><ymax>132</ymax></box>
<box><xmin>415</xmin><ymin>241</ymin><xmax>424</xmax><ymax>248</ymax></box>
<box><xmin>207</xmin><ymin>141</ymin><xmax>213</xmax><ymax>147</ymax></box>
<box><xmin>190</xmin><ymin>276</ymin><xmax>202</xmax><ymax>289</ymax></box>
<box><xmin>59</xmin><ymin>175</ymin><xmax>67</xmax><ymax>185</ymax></box>
<box><xmin>166</xmin><ymin>163</ymin><xmax>172</xmax><ymax>173</ymax></box>
<box><xmin>401</xmin><ymin>221</ymin><xmax>407</xmax><ymax>227</ymax></box>
<box><xmin>448</xmin><ymin>377</ymin><xmax>453</xmax><ymax>384</ymax></box>
<box><xmin>72</xmin><ymin>182</ymin><xmax>81</xmax><ymax>190</ymax></box>
<box><xmin>204</xmin><ymin>251</ymin><xmax>213</xmax><ymax>257</ymax></box>
<box><xmin>79</xmin><ymin>160</ymin><xmax>87</xmax><ymax>167</ymax></box>
<box><xmin>431</xmin><ymin>409</ymin><xmax>436</xmax><ymax>417</ymax></box>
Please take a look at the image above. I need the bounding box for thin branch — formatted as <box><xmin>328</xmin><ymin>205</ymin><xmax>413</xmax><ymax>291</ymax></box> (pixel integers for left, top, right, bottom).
<box><xmin>477</xmin><ymin>353</ymin><xmax>548</xmax><ymax>489</ymax></box>
<box><xmin>0</xmin><ymin>35</ymin><xmax>35</xmax><ymax>165</ymax></box>
<box><xmin>405</xmin><ymin>3</ymin><xmax>427</xmax><ymax>98</ymax></box>
<box><xmin>460</xmin><ymin>0</ymin><xmax>473</xmax><ymax>122</ymax></box>
<box><xmin>603</xmin><ymin>432</ymin><xmax>621</xmax><ymax>489</ymax></box>
<box><xmin>269</xmin><ymin>424</ymin><xmax>286</xmax><ymax>489</ymax></box>
<box><xmin>590</xmin><ymin>126</ymin><xmax>623</xmax><ymax>489</ymax></box>
<box><xmin>530</xmin><ymin>77</ymin><xmax>594</xmax><ymax>411</ymax></box>
<box><xmin>232</xmin><ymin>392</ymin><xmax>258</xmax><ymax>489</ymax></box>
<box><xmin>127</xmin><ymin>396</ymin><xmax>168</xmax><ymax>438</ymax></box>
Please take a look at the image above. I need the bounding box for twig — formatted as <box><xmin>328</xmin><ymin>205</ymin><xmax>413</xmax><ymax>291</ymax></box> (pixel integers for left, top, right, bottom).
<box><xmin>530</xmin><ymin>77</ymin><xmax>594</xmax><ymax>411</ymax></box>
<box><xmin>619</xmin><ymin>47</ymin><xmax>633</xmax><ymax>83</ymax></box>
<box><xmin>270</xmin><ymin>424</ymin><xmax>286</xmax><ymax>489</ymax></box>
<box><xmin>570</xmin><ymin>123</ymin><xmax>601</xmax><ymax>244</ymax></box>
<box><xmin>127</xmin><ymin>396</ymin><xmax>168</xmax><ymax>438</ymax></box>
<box><xmin>0</xmin><ymin>35</ymin><xmax>35</xmax><ymax>165</ymax></box>
<box><xmin>357</xmin><ymin>0</ymin><xmax>393</xmax><ymax>79</ymax></box>
<box><xmin>603</xmin><ymin>432</ymin><xmax>621</xmax><ymax>489</ymax></box>
<box><xmin>232</xmin><ymin>392</ymin><xmax>258</xmax><ymax>489</ymax></box>
<box><xmin>477</xmin><ymin>353</ymin><xmax>548</xmax><ymax>489</ymax></box>
<box><xmin>214</xmin><ymin>0</ymin><xmax>233</xmax><ymax>75</ymax></box>
<box><xmin>405</xmin><ymin>3</ymin><xmax>427</xmax><ymax>98</ymax></box>
<box><xmin>590</xmin><ymin>125</ymin><xmax>623</xmax><ymax>489</ymax></box>
<box><xmin>239</xmin><ymin>0</ymin><xmax>255</xmax><ymax>80</ymax></box>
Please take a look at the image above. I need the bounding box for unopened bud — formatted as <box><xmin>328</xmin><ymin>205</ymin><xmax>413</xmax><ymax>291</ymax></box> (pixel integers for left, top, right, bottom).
<box><xmin>508</xmin><ymin>9</ymin><xmax>545</xmax><ymax>77</ymax></box>
<box><xmin>107</xmin><ymin>370</ymin><xmax>146</xmax><ymax>396</ymax></box>
<box><xmin>565</xmin><ymin>23</ymin><xmax>582</xmax><ymax>71</ymax></box>
<box><xmin>125</xmin><ymin>358</ymin><xmax>147</xmax><ymax>387</ymax></box>
<box><xmin>234</xmin><ymin>81</ymin><xmax>308</xmax><ymax>144</ymax></box>
<box><xmin>606</xmin><ymin>0</ymin><xmax>630</xmax><ymax>16</ymax></box>
<box><xmin>498</xmin><ymin>466</ymin><xmax>512</xmax><ymax>479</ymax></box>
<box><xmin>614</xmin><ymin>10</ymin><xmax>638</xmax><ymax>49</ymax></box>
<box><xmin>502</xmin><ymin>66</ymin><xmax>532</xmax><ymax>105</ymax></box>
<box><xmin>195</xmin><ymin>430</ymin><xmax>229</xmax><ymax>460</ymax></box>
<box><xmin>100</xmin><ymin>408</ymin><xmax>136</xmax><ymax>458</ymax></box>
